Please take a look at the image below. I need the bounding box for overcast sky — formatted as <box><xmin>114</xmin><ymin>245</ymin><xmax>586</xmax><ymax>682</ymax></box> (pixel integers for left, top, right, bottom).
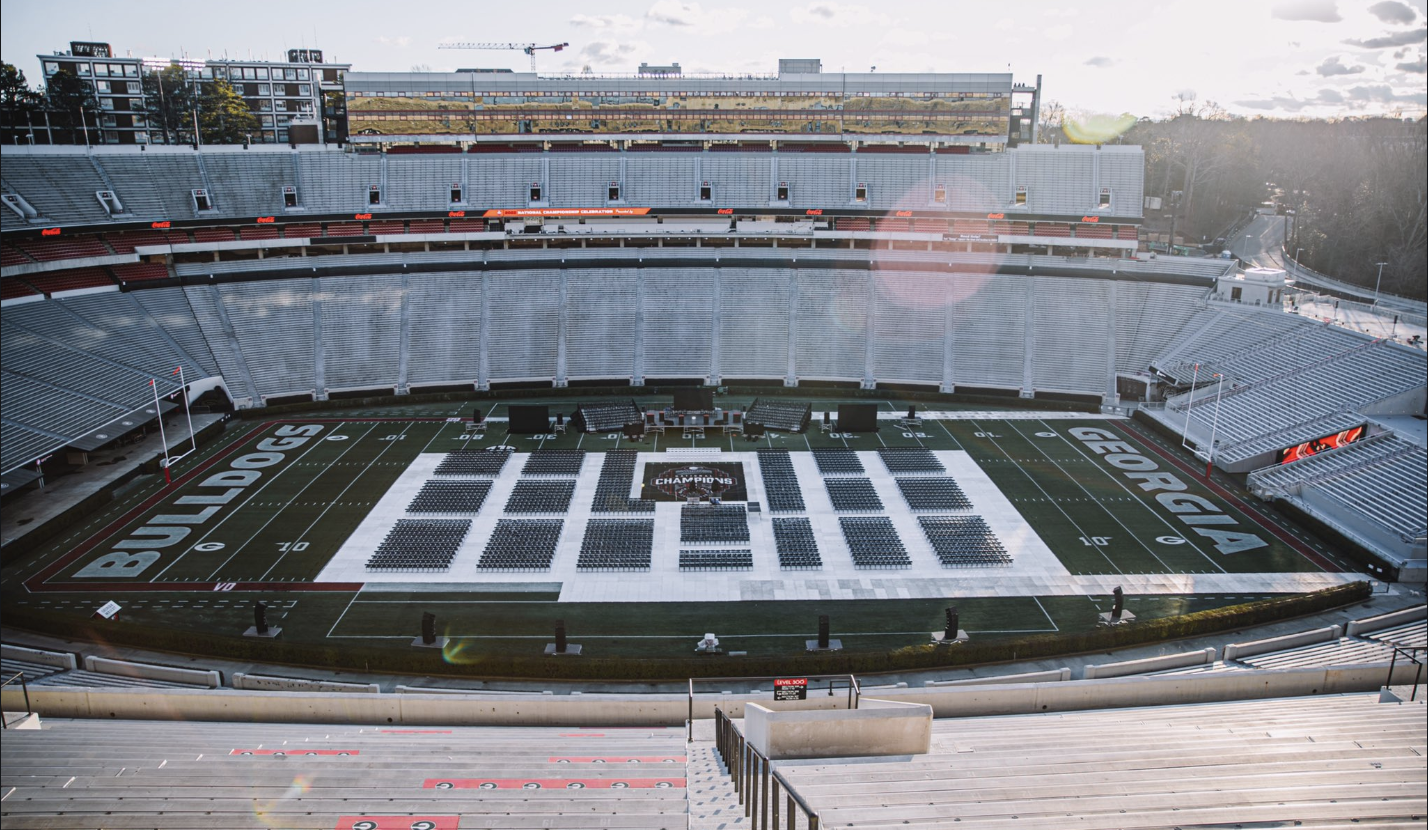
<box><xmin>3</xmin><ymin>0</ymin><xmax>1424</xmax><ymax>119</ymax></box>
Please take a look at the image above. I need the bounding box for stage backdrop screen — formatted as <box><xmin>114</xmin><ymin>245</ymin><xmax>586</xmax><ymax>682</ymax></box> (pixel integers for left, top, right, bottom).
<box><xmin>642</xmin><ymin>462</ymin><xmax>747</xmax><ymax>502</ymax></box>
<box><xmin>507</xmin><ymin>404</ymin><xmax>550</xmax><ymax>435</ymax></box>
<box><xmin>837</xmin><ymin>403</ymin><xmax>880</xmax><ymax>432</ymax></box>
<box><xmin>1277</xmin><ymin>425</ymin><xmax>1365</xmax><ymax>464</ymax></box>
<box><xmin>673</xmin><ymin>388</ymin><xmax>715</xmax><ymax>411</ymax></box>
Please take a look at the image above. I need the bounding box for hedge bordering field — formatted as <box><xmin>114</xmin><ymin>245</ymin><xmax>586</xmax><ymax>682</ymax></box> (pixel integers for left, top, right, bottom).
<box><xmin>3</xmin><ymin>581</ymin><xmax>1371</xmax><ymax>682</ymax></box>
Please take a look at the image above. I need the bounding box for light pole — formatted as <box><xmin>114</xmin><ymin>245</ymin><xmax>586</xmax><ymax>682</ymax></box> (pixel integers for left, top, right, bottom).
<box><xmin>1373</xmin><ymin>261</ymin><xmax>1388</xmax><ymax>306</ymax></box>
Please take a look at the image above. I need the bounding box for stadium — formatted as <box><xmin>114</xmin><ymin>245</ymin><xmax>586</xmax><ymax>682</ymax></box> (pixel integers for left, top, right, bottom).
<box><xmin>2</xmin><ymin>41</ymin><xmax>1425</xmax><ymax>830</ymax></box>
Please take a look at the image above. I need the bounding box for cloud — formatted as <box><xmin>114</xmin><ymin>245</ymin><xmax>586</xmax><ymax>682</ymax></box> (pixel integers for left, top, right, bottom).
<box><xmin>1368</xmin><ymin>0</ymin><xmax>1417</xmax><ymax>23</ymax></box>
<box><xmin>1317</xmin><ymin>88</ymin><xmax>1345</xmax><ymax>102</ymax></box>
<box><xmin>378</xmin><ymin>36</ymin><xmax>413</xmax><ymax>47</ymax></box>
<box><xmin>1271</xmin><ymin>0</ymin><xmax>1342</xmax><ymax>22</ymax></box>
<box><xmin>1316</xmin><ymin>55</ymin><xmax>1366</xmax><ymax>74</ymax></box>
<box><xmin>1397</xmin><ymin>56</ymin><xmax>1428</xmax><ymax>71</ymax></box>
<box><xmin>1084</xmin><ymin>56</ymin><xmax>1115</xmax><ymax>68</ymax></box>
<box><xmin>645</xmin><ymin>1</ymin><xmax>755</xmax><ymax>33</ymax></box>
<box><xmin>577</xmin><ymin>40</ymin><xmax>647</xmax><ymax>66</ymax></box>
<box><xmin>1044</xmin><ymin>24</ymin><xmax>1074</xmax><ymax>40</ymax></box>
<box><xmin>788</xmin><ymin>2</ymin><xmax>892</xmax><ymax>27</ymax></box>
<box><xmin>1343</xmin><ymin>27</ymin><xmax>1427</xmax><ymax>47</ymax></box>
<box><xmin>1345</xmin><ymin>82</ymin><xmax>1428</xmax><ymax>103</ymax></box>
<box><xmin>570</xmin><ymin>14</ymin><xmax>641</xmax><ymax>30</ymax></box>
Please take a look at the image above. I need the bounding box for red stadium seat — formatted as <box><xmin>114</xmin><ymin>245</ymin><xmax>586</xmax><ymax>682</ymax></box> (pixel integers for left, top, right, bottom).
<box><xmin>369</xmin><ymin>221</ymin><xmax>406</xmax><ymax>236</ymax></box>
<box><xmin>1</xmin><ymin>276</ymin><xmax>39</xmax><ymax>299</ymax></box>
<box><xmin>238</xmin><ymin>226</ymin><xmax>280</xmax><ymax>240</ymax></box>
<box><xmin>324</xmin><ymin>223</ymin><xmax>363</xmax><ymax>237</ymax></box>
<box><xmin>407</xmin><ymin>219</ymin><xmax>447</xmax><ymax>233</ymax></box>
<box><xmin>25</xmin><ymin>267</ymin><xmax>115</xmax><ymax>294</ymax></box>
<box><xmin>104</xmin><ymin>231</ymin><xmax>172</xmax><ymax>253</ymax></box>
<box><xmin>15</xmin><ymin>235</ymin><xmax>110</xmax><ymax>262</ymax></box>
<box><xmin>111</xmin><ymin>262</ymin><xmax>171</xmax><ymax>282</ymax></box>
<box><xmin>283</xmin><ymin>223</ymin><xmax>321</xmax><ymax>239</ymax></box>
<box><xmin>192</xmin><ymin>227</ymin><xmax>236</xmax><ymax>243</ymax></box>
<box><xmin>1</xmin><ymin>243</ymin><xmax>32</xmax><ymax>267</ymax></box>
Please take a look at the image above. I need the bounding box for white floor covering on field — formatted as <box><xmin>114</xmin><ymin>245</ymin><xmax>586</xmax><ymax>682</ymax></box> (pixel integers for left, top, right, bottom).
<box><xmin>315</xmin><ymin>449</ymin><xmax>1358</xmax><ymax>602</ymax></box>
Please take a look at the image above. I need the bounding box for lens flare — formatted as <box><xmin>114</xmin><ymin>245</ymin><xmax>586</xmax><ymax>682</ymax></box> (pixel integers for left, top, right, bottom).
<box><xmin>1062</xmin><ymin>113</ymin><xmax>1136</xmax><ymax>145</ymax></box>
<box><xmin>251</xmin><ymin>774</ymin><xmax>313</xmax><ymax>828</ymax></box>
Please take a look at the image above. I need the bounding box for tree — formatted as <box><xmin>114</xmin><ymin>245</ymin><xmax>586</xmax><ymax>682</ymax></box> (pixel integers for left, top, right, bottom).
<box><xmin>141</xmin><ymin>65</ymin><xmax>196</xmax><ymax>145</ymax></box>
<box><xmin>0</xmin><ymin>62</ymin><xmax>42</xmax><ymax>143</ymax></box>
<box><xmin>197</xmin><ymin>78</ymin><xmax>259</xmax><ymax>144</ymax></box>
<box><xmin>1037</xmin><ymin>99</ymin><xmax>1065</xmax><ymax>144</ymax></box>
<box><xmin>44</xmin><ymin>68</ymin><xmax>99</xmax><ymax>145</ymax></box>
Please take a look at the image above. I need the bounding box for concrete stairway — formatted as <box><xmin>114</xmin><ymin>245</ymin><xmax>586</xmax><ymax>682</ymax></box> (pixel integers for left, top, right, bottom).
<box><xmin>776</xmin><ymin>693</ymin><xmax>1427</xmax><ymax>829</ymax></box>
<box><xmin>1</xmin><ymin>720</ymin><xmax>689</xmax><ymax>829</ymax></box>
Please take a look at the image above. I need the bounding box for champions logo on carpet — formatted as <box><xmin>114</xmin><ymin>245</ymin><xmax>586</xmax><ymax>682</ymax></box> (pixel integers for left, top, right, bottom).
<box><xmin>642</xmin><ymin>463</ymin><xmax>746</xmax><ymax>501</ymax></box>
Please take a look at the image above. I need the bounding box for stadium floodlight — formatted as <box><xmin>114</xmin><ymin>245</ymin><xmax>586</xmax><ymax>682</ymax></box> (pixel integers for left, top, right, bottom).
<box><xmin>177</xmin><ymin>59</ymin><xmax>206</xmax><ymax>72</ymax></box>
<box><xmin>140</xmin><ymin>57</ymin><xmax>172</xmax><ymax>72</ymax></box>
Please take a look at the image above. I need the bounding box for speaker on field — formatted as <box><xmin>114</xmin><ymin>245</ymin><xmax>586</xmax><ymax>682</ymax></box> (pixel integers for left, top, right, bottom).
<box><xmin>253</xmin><ymin>601</ymin><xmax>268</xmax><ymax>635</ymax></box>
<box><xmin>806</xmin><ymin>614</ymin><xmax>842</xmax><ymax>651</ymax></box>
<box><xmin>546</xmin><ymin>618</ymin><xmax>583</xmax><ymax>655</ymax></box>
<box><xmin>507</xmin><ymin>404</ymin><xmax>550</xmax><ymax>434</ymax></box>
<box><xmin>421</xmin><ymin>612</ymin><xmax>436</xmax><ymax>645</ymax></box>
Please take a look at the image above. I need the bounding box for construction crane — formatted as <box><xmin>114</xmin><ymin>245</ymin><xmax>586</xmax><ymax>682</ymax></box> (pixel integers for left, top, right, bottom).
<box><xmin>437</xmin><ymin>42</ymin><xmax>569</xmax><ymax>72</ymax></box>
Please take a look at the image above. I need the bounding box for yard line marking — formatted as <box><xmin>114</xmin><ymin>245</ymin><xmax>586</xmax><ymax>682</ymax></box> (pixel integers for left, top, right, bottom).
<box><xmin>152</xmin><ymin>420</ymin><xmax>359</xmax><ymax>577</ymax></box>
<box><xmin>931</xmin><ymin>418</ymin><xmax>965</xmax><ymax>451</ymax></box>
<box><xmin>194</xmin><ymin>421</ymin><xmax>373</xmax><ymax>580</ymax></box>
<box><xmin>1032</xmin><ymin>596</ymin><xmax>1059</xmax><ymax>632</ymax></box>
<box><xmin>326</xmin><ymin>592</ymin><xmax>362</xmax><ymax>639</ymax></box>
<box><xmin>259</xmin><ymin>421</ymin><xmax>417</xmax><ymax>580</ymax></box>
<box><xmin>1033</xmin><ymin>419</ymin><xmax>1226</xmax><ymax>574</ymax></box>
<box><xmin>968</xmin><ymin>419</ymin><xmax>1121</xmax><ymax>574</ymax></box>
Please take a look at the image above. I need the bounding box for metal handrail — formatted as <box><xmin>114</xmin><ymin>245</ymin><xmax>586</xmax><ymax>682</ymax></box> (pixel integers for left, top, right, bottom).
<box><xmin>713</xmin><ymin>706</ymin><xmax>821</xmax><ymax>830</ymax></box>
<box><xmin>1</xmin><ymin>671</ymin><xmax>33</xmax><ymax>729</ymax></box>
<box><xmin>1385</xmin><ymin>644</ymin><xmax>1425</xmax><ymax>702</ymax></box>
<box><xmin>688</xmin><ymin>673</ymin><xmax>861</xmax><ymax>740</ymax></box>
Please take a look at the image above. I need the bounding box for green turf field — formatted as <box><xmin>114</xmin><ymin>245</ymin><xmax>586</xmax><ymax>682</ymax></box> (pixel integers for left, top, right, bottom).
<box><xmin>1</xmin><ymin>394</ymin><xmax>1342</xmax><ymax>661</ymax></box>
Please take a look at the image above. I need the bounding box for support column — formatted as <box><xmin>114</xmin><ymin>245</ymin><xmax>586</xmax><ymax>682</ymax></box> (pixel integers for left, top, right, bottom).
<box><xmin>1103</xmin><ymin>280</ymin><xmax>1120</xmax><ymax>409</ymax></box>
<box><xmin>555</xmin><ymin>270</ymin><xmax>569</xmax><ymax>388</ymax></box>
<box><xmin>477</xmin><ymin>271</ymin><xmax>490</xmax><ymax>391</ymax></box>
<box><xmin>396</xmin><ymin>273</ymin><xmax>411</xmax><ymax>395</ymax></box>
<box><xmin>709</xmin><ymin>269</ymin><xmax>722</xmax><ymax>385</ymax></box>
<box><xmin>311</xmin><ymin>278</ymin><xmax>327</xmax><ymax>400</ymax></box>
<box><xmin>631</xmin><ymin>269</ymin><xmax>645</xmax><ymax>386</ymax></box>
<box><xmin>784</xmin><ymin>268</ymin><xmax>799</xmax><ymax>387</ymax></box>
<box><xmin>1019</xmin><ymin>277</ymin><xmax>1035</xmax><ymax>399</ymax></box>
<box><xmin>941</xmin><ymin>280</ymin><xmax>956</xmax><ymax>393</ymax></box>
<box><xmin>861</xmin><ymin>267</ymin><xmax>877</xmax><ymax>390</ymax></box>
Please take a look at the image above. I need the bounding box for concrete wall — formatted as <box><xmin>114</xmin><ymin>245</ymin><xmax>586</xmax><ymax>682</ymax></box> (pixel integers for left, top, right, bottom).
<box><xmin>231</xmin><ymin>673</ymin><xmax>380</xmax><ymax>694</ymax></box>
<box><xmin>83</xmin><ymin>655</ymin><xmax>221</xmax><ymax>689</ymax></box>
<box><xmin>1083</xmin><ymin>648</ymin><xmax>1216</xmax><ymax>679</ymax></box>
<box><xmin>928</xmin><ymin>668</ymin><xmax>1071</xmax><ymax>686</ymax></box>
<box><xmin>6</xmin><ymin>663</ymin><xmax>1424</xmax><ymax>726</ymax></box>
<box><xmin>1</xmin><ymin>644</ymin><xmax>77</xmax><ymax>671</ymax></box>
<box><xmin>1346</xmin><ymin>604</ymin><xmax>1427</xmax><ymax>637</ymax></box>
<box><xmin>744</xmin><ymin>698</ymin><xmax>932</xmax><ymax>760</ymax></box>
<box><xmin>1225</xmin><ymin>626</ymin><xmax>1342</xmax><ymax>662</ymax></box>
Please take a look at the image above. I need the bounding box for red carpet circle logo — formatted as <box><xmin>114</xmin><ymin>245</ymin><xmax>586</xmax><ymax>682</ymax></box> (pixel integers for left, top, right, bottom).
<box><xmin>650</xmin><ymin>465</ymin><xmax>737</xmax><ymax>500</ymax></box>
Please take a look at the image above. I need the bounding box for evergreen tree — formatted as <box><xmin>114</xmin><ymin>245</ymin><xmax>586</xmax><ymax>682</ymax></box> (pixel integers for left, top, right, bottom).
<box><xmin>44</xmin><ymin>68</ymin><xmax>99</xmax><ymax>145</ymax></box>
<box><xmin>198</xmin><ymin>78</ymin><xmax>259</xmax><ymax>143</ymax></box>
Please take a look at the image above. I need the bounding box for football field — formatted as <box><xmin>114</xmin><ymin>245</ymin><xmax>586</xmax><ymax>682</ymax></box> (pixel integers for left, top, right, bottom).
<box><xmin>2</xmin><ymin>395</ymin><xmax>1351</xmax><ymax>660</ymax></box>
